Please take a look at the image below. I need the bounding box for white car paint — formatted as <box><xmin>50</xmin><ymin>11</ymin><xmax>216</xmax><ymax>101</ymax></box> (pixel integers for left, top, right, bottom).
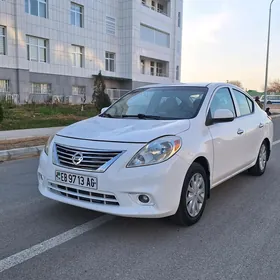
<box><xmin>38</xmin><ymin>83</ymin><xmax>273</xmax><ymax>224</ymax></box>
<box><xmin>56</xmin><ymin>117</ymin><xmax>190</xmax><ymax>143</ymax></box>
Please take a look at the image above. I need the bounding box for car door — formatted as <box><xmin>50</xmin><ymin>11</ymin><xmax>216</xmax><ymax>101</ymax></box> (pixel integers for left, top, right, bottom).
<box><xmin>207</xmin><ymin>87</ymin><xmax>247</xmax><ymax>186</ymax></box>
<box><xmin>231</xmin><ymin>88</ymin><xmax>264</xmax><ymax>165</ymax></box>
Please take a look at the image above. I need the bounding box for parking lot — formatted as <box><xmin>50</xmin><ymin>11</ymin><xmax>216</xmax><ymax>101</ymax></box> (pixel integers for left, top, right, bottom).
<box><xmin>1</xmin><ymin>117</ymin><xmax>280</xmax><ymax>280</ymax></box>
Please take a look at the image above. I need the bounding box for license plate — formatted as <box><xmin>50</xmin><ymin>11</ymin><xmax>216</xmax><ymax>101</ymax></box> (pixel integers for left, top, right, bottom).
<box><xmin>55</xmin><ymin>171</ymin><xmax>97</xmax><ymax>189</ymax></box>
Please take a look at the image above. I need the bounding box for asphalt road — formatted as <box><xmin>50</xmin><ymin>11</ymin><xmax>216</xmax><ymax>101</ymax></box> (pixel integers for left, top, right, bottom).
<box><xmin>1</xmin><ymin>117</ymin><xmax>280</xmax><ymax>280</ymax></box>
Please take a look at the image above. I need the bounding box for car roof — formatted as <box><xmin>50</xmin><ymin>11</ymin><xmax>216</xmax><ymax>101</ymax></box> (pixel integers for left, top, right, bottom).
<box><xmin>136</xmin><ymin>82</ymin><xmax>237</xmax><ymax>89</ymax></box>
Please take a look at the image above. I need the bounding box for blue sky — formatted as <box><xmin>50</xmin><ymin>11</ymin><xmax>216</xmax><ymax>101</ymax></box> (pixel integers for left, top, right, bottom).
<box><xmin>181</xmin><ymin>0</ymin><xmax>280</xmax><ymax>91</ymax></box>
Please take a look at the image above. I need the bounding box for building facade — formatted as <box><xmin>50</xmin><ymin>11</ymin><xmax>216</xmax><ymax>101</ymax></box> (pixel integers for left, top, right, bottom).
<box><xmin>0</xmin><ymin>0</ymin><xmax>183</xmax><ymax>103</ymax></box>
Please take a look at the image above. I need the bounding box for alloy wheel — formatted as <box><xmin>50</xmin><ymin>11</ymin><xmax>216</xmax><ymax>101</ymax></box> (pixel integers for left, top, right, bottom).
<box><xmin>259</xmin><ymin>143</ymin><xmax>267</xmax><ymax>171</ymax></box>
<box><xmin>186</xmin><ymin>173</ymin><xmax>206</xmax><ymax>217</ymax></box>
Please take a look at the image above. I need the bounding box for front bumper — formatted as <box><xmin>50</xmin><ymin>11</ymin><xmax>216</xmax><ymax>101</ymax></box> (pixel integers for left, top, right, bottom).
<box><xmin>37</xmin><ymin>137</ymin><xmax>188</xmax><ymax>218</ymax></box>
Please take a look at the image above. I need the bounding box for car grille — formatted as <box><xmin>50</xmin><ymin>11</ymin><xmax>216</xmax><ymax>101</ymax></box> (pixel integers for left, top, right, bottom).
<box><xmin>54</xmin><ymin>143</ymin><xmax>123</xmax><ymax>172</ymax></box>
<box><xmin>48</xmin><ymin>183</ymin><xmax>119</xmax><ymax>206</ymax></box>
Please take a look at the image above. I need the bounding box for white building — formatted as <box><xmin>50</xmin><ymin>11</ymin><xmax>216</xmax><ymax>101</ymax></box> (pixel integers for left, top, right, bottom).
<box><xmin>0</xmin><ymin>0</ymin><xmax>183</xmax><ymax>103</ymax></box>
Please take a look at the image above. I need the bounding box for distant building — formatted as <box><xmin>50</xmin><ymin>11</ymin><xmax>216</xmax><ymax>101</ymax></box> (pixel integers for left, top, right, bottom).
<box><xmin>0</xmin><ymin>0</ymin><xmax>183</xmax><ymax>103</ymax></box>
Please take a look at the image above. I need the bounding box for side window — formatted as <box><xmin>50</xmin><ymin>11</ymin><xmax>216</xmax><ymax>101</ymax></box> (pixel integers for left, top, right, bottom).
<box><xmin>247</xmin><ymin>97</ymin><xmax>253</xmax><ymax>112</ymax></box>
<box><xmin>232</xmin><ymin>89</ymin><xmax>253</xmax><ymax>116</ymax></box>
<box><xmin>210</xmin><ymin>87</ymin><xmax>236</xmax><ymax>117</ymax></box>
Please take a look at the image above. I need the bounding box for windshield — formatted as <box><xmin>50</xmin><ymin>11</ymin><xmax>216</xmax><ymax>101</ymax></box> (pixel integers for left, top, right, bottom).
<box><xmin>101</xmin><ymin>86</ymin><xmax>208</xmax><ymax>120</ymax></box>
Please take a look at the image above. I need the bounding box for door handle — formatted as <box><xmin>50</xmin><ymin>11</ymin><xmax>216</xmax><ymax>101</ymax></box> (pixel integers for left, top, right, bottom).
<box><xmin>259</xmin><ymin>123</ymin><xmax>264</xmax><ymax>128</ymax></box>
<box><xmin>237</xmin><ymin>128</ymin><xmax>244</xmax><ymax>135</ymax></box>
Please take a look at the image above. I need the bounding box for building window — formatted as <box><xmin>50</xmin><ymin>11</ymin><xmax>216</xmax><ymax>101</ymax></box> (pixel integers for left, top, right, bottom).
<box><xmin>141</xmin><ymin>59</ymin><xmax>145</xmax><ymax>74</ymax></box>
<box><xmin>105</xmin><ymin>52</ymin><xmax>115</xmax><ymax>72</ymax></box>
<box><xmin>176</xmin><ymin>66</ymin><xmax>180</xmax><ymax>80</ymax></box>
<box><xmin>156</xmin><ymin>62</ymin><xmax>163</xmax><ymax>76</ymax></box>
<box><xmin>140</xmin><ymin>24</ymin><xmax>170</xmax><ymax>48</ymax></box>
<box><xmin>72</xmin><ymin>86</ymin><xmax>86</xmax><ymax>95</ymax></box>
<box><xmin>0</xmin><ymin>26</ymin><xmax>6</xmax><ymax>55</ymax></box>
<box><xmin>106</xmin><ymin>16</ymin><xmax>116</xmax><ymax>35</ymax></box>
<box><xmin>27</xmin><ymin>35</ymin><xmax>48</xmax><ymax>63</ymax></box>
<box><xmin>71</xmin><ymin>45</ymin><xmax>83</xmax><ymax>67</ymax></box>
<box><xmin>178</xmin><ymin>12</ymin><xmax>181</xmax><ymax>27</ymax></box>
<box><xmin>157</xmin><ymin>3</ymin><xmax>164</xmax><ymax>13</ymax></box>
<box><xmin>71</xmin><ymin>2</ymin><xmax>83</xmax><ymax>27</ymax></box>
<box><xmin>25</xmin><ymin>0</ymin><xmax>47</xmax><ymax>18</ymax></box>
<box><xmin>150</xmin><ymin>61</ymin><xmax>155</xmax><ymax>76</ymax></box>
<box><xmin>0</xmin><ymin>80</ymin><xmax>9</xmax><ymax>92</ymax></box>
<box><xmin>31</xmin><ymin>83</ymin><xmax>51</xmax><ymax>94</ymax></box>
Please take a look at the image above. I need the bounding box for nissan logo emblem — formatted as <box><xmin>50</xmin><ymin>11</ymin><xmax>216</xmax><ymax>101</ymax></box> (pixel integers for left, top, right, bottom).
<box><xmin>72</xmin><ymin>152</ymin><xmax>83</xmax><ymax>165</ymax></box>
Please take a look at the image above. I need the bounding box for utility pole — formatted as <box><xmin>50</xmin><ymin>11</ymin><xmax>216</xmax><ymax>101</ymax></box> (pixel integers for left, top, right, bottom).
<box><xmin>264</xmin><ymin>0</ymin><xmax>276</xmax><ymax>110</ymax></box>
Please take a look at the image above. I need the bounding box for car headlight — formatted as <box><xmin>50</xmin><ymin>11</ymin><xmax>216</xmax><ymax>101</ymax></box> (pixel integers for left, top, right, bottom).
<box><xmin>44</xmin><ymin>135</ymin><xmax>55</xmax><ymax>156</ymax></box>
<box><xmin>127</xmin><ymin>136</ymin><xmax>182</xmax><ymax>168</ymax></box>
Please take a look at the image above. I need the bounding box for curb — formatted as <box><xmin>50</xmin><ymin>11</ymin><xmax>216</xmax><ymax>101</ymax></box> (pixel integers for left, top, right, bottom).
<box><xmin>0</xmin><ymin>145</ymin><xmax>44</xmax><ymax>162</ymax></box>
<box><xmin>271</xmin><ymin>114</ymin><xmax>280</xmax><ymax>119</ymax></box>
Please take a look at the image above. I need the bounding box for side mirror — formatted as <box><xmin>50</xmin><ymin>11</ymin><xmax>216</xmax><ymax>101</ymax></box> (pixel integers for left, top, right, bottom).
<box><xmin>212</xmin><ymin>109</ymin><xmax>234</xmax><ymax>123</ymax></box>
<box><xmin>101</xmin><ymin>107</ymin><xmax>109</xmax><ymax>114</ymax></box>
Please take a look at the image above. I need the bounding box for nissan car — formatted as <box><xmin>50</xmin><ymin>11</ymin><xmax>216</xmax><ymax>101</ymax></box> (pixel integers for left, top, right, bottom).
<box><xmin>38</xmin><ymin>83</ymin><xmax>273</xmax><ymax>226</ymax></box>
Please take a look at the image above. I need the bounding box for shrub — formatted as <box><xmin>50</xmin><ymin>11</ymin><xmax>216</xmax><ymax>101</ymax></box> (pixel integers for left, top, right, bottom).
<box><xmin>92</xmin><ymin>71</ymin><xmax>111</xmax><ymax>112</ymax></box>
<box><xmin>0</xmin><ymin>104</ymin><xmax>3</xmax><ymax>123</ymax></box>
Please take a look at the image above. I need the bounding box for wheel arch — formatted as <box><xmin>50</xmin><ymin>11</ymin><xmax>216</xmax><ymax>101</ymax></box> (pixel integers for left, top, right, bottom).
<box><xmin>192</xmin><ymin>156</ymin><xmax>211</xmax><ymax>199</ymax></box>
<box><xmin>263</xmin><ymin>137</ymin><xmax>271</xmax><ymax>160</ymax></box>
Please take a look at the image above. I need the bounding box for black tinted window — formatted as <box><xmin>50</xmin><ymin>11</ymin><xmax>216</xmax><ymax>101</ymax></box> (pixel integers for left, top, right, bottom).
<box><xmin>210</xmin><ymin>87</ymin><xmax>236</xmax><ymax>117</ymax></box>
<box><xmin>232</xmin><ymin>89</ymin><xmax>253</xmax><ymax>115</ymax></box>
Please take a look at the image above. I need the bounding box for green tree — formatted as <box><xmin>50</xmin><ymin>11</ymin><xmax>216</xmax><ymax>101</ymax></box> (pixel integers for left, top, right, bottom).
<box><xmin>92</xmin><ymin>71</ymin><xmax>111</xmax><ymax>112</ymax></box>
<box><xmin>0</xmin><ymin>103</ymin><xmax>3</xmax><ymax>123</ymax></box>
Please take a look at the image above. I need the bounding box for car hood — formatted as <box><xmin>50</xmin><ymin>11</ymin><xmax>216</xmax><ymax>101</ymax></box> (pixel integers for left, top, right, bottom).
<box><xmin>56</xmin><ymin>116</ymin><xmax>191</xmax><ymax>143</ymax></box>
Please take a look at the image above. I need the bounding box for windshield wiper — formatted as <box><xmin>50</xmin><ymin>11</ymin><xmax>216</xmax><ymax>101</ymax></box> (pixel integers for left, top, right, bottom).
<box><xmin>121</xmin><ymin>114</ymin><xmax>162</xmax><ymax>120</ymax></box>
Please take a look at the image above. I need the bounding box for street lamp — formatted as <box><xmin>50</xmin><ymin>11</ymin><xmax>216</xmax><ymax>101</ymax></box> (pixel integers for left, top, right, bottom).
<box><xmin>264</xmin><ymin>0</ymin><xmax>276</xmax><ymax>110</ymax></box>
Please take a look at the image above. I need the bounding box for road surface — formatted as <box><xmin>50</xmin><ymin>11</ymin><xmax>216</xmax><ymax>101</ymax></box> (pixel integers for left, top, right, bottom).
<box><xmin>1</xmin><ymin>117</ymin><xmax>280</xmax><ymax>280</ymax></box>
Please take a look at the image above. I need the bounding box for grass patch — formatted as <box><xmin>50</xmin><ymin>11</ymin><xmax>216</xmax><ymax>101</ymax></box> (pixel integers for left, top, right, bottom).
<box><xmin>0</xmin><ymin>104</ymin><xmax>98</xmax><ymax>131</ymax></box>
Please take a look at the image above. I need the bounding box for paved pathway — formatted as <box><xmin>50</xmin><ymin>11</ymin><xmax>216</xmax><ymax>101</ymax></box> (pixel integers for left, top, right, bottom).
<box><xmin>0</xmin><ymin>127</ymin><xmax>64</xmax><ymax>141</ymax></box>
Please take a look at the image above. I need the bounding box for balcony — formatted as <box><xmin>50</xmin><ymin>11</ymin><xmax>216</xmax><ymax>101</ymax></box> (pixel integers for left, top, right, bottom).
<box><xmin>140</xmin><ymin>56</ymin><xmax>169</xmax><ymax>78</ymax></box>
<box><xmin>141</xmin><ymin>0</ymin><xmax>170</xmax><ymax>17</ymax></box>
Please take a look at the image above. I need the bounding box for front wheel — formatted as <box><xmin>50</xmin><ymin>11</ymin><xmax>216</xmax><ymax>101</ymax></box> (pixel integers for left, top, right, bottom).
<box><xmin>248</xmin><ymin>141</ymin><xmax>268</xmax><ymax>176</ymax></box>
<box><xmin>172</xmin><ymin>163</ymin><xmax>208</xmax><ymax>226</ymax></box>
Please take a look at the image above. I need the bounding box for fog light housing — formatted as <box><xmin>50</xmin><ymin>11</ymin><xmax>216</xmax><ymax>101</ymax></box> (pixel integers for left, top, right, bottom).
<box><xmin>129</xmin><ymin>193</ymin><xmax>154</xmax><ymax>206</ymax></box>
<box><xmin>138</xmin><ymin>194</ymin><xmax>150</xmax><ymax>204</ymax></box>
<box><xmin>38</xmin><ymin>172</ymin><xmax>44</xmax><ymax>182</ymax></box>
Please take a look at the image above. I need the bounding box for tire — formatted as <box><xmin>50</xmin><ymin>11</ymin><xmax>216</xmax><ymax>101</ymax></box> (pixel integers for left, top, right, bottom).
<box><xmin>248</xmin><ymin>141</ymin><xmax>268</xmax><ymax>176</ymax></box>
<box><xmin>172</xmin><ymin>162</ymin><xmax>208</xmax><ymax>226</ymax></box>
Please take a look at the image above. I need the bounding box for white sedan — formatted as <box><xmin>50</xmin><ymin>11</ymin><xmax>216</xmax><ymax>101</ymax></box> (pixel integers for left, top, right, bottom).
<box><xmin>38</xmin><ymin>83</ymin><xmax>273</xmax><ymax>226</ymax></box>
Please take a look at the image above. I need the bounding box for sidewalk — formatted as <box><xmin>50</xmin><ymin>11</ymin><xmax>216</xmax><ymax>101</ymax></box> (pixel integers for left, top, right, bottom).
<box><xmin>0</xmin><ymin>127</ymin><xmax>64</xmax><ymax>141</ymax></box>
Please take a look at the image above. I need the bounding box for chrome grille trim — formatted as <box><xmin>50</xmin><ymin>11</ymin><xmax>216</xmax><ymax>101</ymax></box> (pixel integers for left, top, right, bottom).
<box><xmin>53</xmin><ymin>143</ymin><xmax>125</xmax><ymax>172</ymax></box>
<box><xmin>48</xmin><ymin>183</ymin><xmax>119</xmax><ymax>206</ymax></box>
